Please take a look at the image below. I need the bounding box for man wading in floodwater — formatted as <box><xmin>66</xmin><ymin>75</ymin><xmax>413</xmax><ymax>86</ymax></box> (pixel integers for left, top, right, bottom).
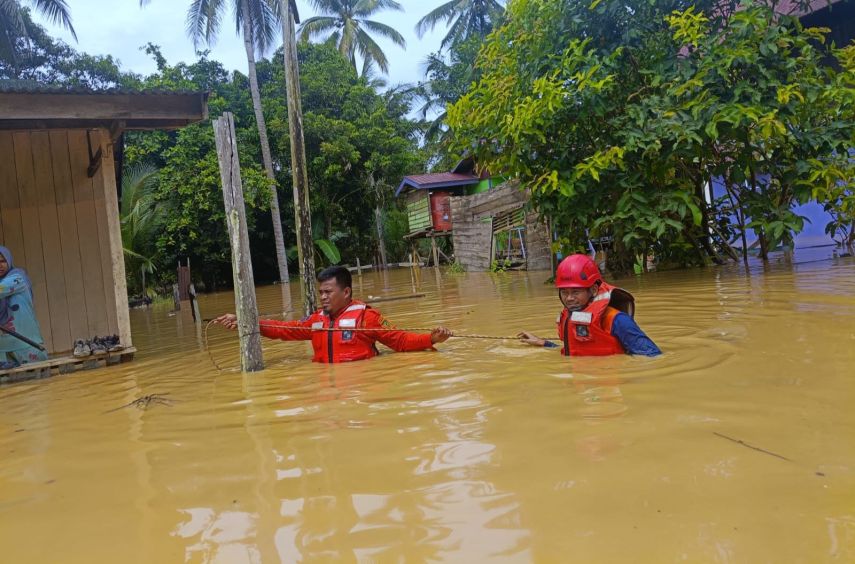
<box><xmin>213</xmin><ymin>266</ymin><xmax>452</xmax><ymax>363</ymax></box>
<box><xmin>517</xmin><ymin>254</ymin><xmax>661</xmax><ymax>356</ymax></box>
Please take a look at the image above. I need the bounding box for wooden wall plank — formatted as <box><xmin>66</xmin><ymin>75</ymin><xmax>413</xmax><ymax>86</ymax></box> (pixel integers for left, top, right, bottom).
<box><xmin>12</xmin><ymin>132</ymin><xmax>53</xmax><ymax>352</ymax></box>
<box><xmin>49</xmin><ymin>130</ymin><xmax>89</xmax><ymax>344</ymax></box>
<box><xmin>67</xmin><ymin>130</ymin><xmax>109</xmax><ymax>338</ymax></box>
<box><xmin>95</xmin><ymin>130</ymin><xmax>131</xmax><ymax>346</ymax></box>
<box><xmin>91</xmin><ymin>131</ymin><xmax>119</xmax><ymax>337</ymax></box>
<box><xmin>524</xmin><ymin>212</ymin><xmax>553</xmax><ymax>271</ymax></box>
<box><xmin>30</xmin><ymin>131</ymin><xmax>72</xmax><ymax>352</ymax></box>
<box><xmin>0</xmin><ymin>132</ymin><xmax>26</xmax><ymax>261</ymax></box>
<box><xmin>450</xmin><ymin>195</ymin><xmax>493</xmax><ymax>271</ymax></box>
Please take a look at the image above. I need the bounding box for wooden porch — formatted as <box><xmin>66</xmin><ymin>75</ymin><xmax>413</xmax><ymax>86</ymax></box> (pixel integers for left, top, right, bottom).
<box><xmin>0</xmin><ymin>346</ymin><xmax>137</xmax><ymax>384</ymax></box>
<box><xmin>0</xmin><ymin>87</ymin><xmax>207</xmax><ymax>380</ymax></box>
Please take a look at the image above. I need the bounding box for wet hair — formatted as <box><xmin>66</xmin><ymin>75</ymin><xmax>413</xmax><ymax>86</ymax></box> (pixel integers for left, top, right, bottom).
<box><xmin>317</xmin><ymin>265</ymin><xmax>352</xmax><ymax>290</ymax></box>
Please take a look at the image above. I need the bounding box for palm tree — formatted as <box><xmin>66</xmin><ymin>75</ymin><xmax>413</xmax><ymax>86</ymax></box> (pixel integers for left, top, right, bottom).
<box><xmin>0</xmin><ymin>0</ymin><xmax>75</xmax><ymax>62</ymax></box>
<box><xmin>360</xmin><ymin>58</ymin><xmax>387</xmax><ymax>89</ymax></box>
<box><xmin>167</xmin><ymin>0</ymin><xmax>292</xmax><ymax>284</ymax></box>
<box><xmin>120</xmin><ymin>163</ymin><xmax>161</xmax><ymax>296</ymax></box>
<box><xmin>298</xmin><ymin>0</ymin><xmax>405</xmax><ymax>74</ymax></box>
<box><xmin>413</xmin><ymin>49</ymin><xmax>476</xmax><ymax>145</ymax></box>
<box><xmin>415</xmin><ymin>0</ymin><xmax>504</xmax><ymax>50</ymax></box>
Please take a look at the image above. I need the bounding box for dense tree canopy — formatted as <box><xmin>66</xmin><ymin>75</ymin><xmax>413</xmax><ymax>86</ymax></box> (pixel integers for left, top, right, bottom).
<box><xmin>448</xmin><ymin>0</ymin><xmax>855</xmax><ymax>270</ymax></box>
<box><xmin>130</xmin><ymin>43</ymin><xmax>426</xmax><ymax>290</ymax></box>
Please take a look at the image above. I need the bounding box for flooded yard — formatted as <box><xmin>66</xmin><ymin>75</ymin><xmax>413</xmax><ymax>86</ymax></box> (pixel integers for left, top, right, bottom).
<box><xmin>2</xmin><ymin>258</ymin><xmax>854</xmax><ymax>562</ymax></box>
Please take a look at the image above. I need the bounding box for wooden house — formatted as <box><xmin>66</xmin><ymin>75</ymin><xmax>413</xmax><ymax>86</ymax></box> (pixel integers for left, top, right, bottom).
<box><xmin>449</xmin><ymin>181</ymin><xmax>553</xmax><ymax>272</ymax></box>
<box><xmin>397</xmin><ymin>158</ymin><xmax>553</xmax><ymax>271</ymax></box>
<box><xmin>396</xmin><ymin>158</ymin><xmax>491</xmax><ymax>237</ymax></box>
<box><xmin>396</xmin><ymin>158</ymin><xmax>491</xmax><ymax>265</ymax></box>
<box><xmin>0</xmin><ymin>86</ymin><xmax>208</xmax><ymax>376</ymax></box>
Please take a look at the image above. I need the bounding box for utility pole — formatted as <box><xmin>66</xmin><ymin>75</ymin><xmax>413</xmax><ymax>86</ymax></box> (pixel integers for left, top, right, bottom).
<box><xmin>281</xmin><ymin>0</ymin><xmax>317</xmax><ymax>316</ymax></box>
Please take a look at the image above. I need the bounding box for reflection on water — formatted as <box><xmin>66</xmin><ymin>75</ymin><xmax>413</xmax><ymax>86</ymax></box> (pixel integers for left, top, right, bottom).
<box><xmin>2</xmin><ymin>258</ymin><xmax>854</xmax><ymax>562</ymax></box>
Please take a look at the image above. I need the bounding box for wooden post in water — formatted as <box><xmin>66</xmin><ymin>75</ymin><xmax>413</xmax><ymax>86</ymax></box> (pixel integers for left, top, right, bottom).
<box><xmin>213</xmin><ymin>112</ymin><xmax>264</xmax><ymax>372</ymax></box>
<box><xmin>280</xmin><ymin>0</ymin><xmax>317</xmax><ymax>317</ymax></box>
<box><xmin>189</xmin><ymin>283</ymin><xmax>201</xmax><ymax>324</ymax></box>
<box><xmin>356</xmin><ymin>257</ymin><xmax>362</xmax><ymax>276</ymax></box>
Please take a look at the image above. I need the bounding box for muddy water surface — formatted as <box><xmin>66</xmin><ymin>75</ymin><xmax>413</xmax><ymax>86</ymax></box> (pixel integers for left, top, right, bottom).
<box><xmin>2</xmin><ymin>258</ymin><xmax>854</xmax><ymax>562</ymax></box>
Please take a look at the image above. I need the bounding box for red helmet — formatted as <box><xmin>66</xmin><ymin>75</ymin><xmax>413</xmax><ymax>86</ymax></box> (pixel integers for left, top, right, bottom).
<box><xmin>555</xmin><ymin>254</ymin><xmax>602</xmax><ymax>289</ymax></box>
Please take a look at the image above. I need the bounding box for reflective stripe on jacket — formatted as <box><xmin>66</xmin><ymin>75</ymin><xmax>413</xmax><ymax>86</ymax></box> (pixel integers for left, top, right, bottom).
<box><xmin>556</xmin><ymin>282</ymin><xmax>633</xmax><ymax>356</ymax></box>
<box><xmin>259</xmin><ymin>300</ymin><xmax>434</xmax><ymax>363</ymax></box>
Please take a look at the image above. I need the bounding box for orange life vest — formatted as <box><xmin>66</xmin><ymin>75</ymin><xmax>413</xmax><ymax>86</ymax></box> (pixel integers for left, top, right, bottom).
<box><xmin>556</xmin><ymin>282</ymin><xmax>635</xmax><ymax>356</ymax></box>
<box><xmin>260</xmin><ymin>300</ymin><xmax>435</xmax><ymax>363</ymax></box>
<box><xmin>308</xmin><ymin>301</ymin><xmax>379</xmax><ymax>363</ymax></box>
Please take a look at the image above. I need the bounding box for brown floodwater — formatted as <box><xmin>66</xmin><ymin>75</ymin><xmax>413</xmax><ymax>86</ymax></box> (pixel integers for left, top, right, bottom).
<box><xmin>2</xmin><ymin>256</ymin><xmax>854</xmax><ymax>562</ymax></box>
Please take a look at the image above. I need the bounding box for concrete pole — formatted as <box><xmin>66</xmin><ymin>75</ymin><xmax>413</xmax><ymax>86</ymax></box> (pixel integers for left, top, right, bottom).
<box><xmin>213</xmin><ymin>112</ymin><xmax>264</xmax><ymax>372</ymax></box>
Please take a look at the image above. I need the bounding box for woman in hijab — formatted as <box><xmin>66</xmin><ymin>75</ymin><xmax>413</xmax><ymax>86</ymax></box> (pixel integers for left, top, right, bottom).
<box><xmin>0</xmin><ymin>246</ymin><xmax>47</xmax><ymax>368</ymax></box>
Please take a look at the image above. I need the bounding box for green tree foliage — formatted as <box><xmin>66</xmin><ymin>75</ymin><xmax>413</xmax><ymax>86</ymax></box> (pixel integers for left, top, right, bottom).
<box><xmin>298</xmin><ymin>0</ymin><xmax>406</xmax><ymax>75</ymax></box>
<box><xmin>0</xmin><ymin>9</ymin><xmax>128</xmax><ymax>87</ymax></box>
<box><xmin>179</xmin><ymin>0</ymin><xmax>293</xmax><ymax>284</ymax></box>
<box><xmin>416</xmin><ymin>36</ymin><xmax>482</xmax><ymax>154</ymax></box>
<box><xmin>261</xmin><ymin>43</ymin><xmax>425</xmax><ymax>259</ymax></box>
<box><xmin>448</xmin><ymin>0</ymin><xmax>855</xmax><ymax>270</ymax></box>
<box><xmin>415</xmin><ymin>0</ymin><xmax>504</xmax><ymax>51</ymax></box>
<box><xmin>128</xmin><ymin>43</ymin><xmax>424</xmax><ymax>289</ymax></box>
<box><xmin>1</xmin><ymin>1</ymin><xmax>75</xmax><ymax>64</ymax></box>
<box><xmin>120</xmin><ymin>163</ymin><xmax>160</xmax><ymax>296</ymax></box>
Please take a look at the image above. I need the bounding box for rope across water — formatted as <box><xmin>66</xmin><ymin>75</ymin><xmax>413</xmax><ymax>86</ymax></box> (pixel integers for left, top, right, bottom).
<box><xmin>203</xmin><ymin>319</ymin><xmax>522</xmax><ymax>372</ymax></box>
<box><xmin>250</xmin><ymin>322</ymin><xmax>519</xmax><ymax>340</ymax></box>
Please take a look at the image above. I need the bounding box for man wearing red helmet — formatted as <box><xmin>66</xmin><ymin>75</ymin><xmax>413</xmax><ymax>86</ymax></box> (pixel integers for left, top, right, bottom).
<box><xmin>518</xmin><ymin>254</ymin><xmax>660</xmax><ymax>356</ymax></box>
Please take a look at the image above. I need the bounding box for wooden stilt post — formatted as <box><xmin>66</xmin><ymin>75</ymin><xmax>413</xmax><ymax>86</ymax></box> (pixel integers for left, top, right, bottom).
<box><xmin>431</xmin><ymin>236</ymin><xmax>440</xmax><ymax>268</ymax></box>
<box><xmin>356</xmin><ymin>257</ymin><xmax>362</xmax><ymax>276</ymax></box>
<box><xmin>189</xmin><ymin>283</ymin><xmax>201</xmax><ymax>324</ymax></box>
<box><xmin>213</xmin><ymin>112</ymin><xmax>264</xmax><ymax>372</ymax></box>
<box><xmin>412</xmin><ymin>247</ymin><xmax>422</xmax><ymax>287</ymax></box>
<box><xmin>374</xmin><ymin>203</ymin><xmax>388</xmax><ymax>270</ymax></box>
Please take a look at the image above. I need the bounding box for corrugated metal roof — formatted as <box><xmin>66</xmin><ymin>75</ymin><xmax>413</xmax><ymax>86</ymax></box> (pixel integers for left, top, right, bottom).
<box><xmin>405</xmin><ymin>172</ymin><xmax>478</xmax><ymax>185</ymax></box>
<box><xmin>0</xmin><ymin>81</ymin><xmax>204</xmax><ymax>96</ymax></box>
<box><xmin>775</xmin><ymin>0</ymin><xmax>841</xmax><ymax>16</ymax></box>
<box><xmin>396</xmin><ymin>172</ymin><xmax>480</xmax><ymax>196</ymax></box>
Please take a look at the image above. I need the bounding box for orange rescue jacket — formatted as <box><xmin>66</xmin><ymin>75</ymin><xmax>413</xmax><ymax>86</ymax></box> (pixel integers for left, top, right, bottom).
<box><xmin>259</xmin><ymin>300</ymin><xmax>435</xmax><ymax>363</ymax></box>
<box><xmin>556</xmin><ymin>282</ymin><xmax>636</xmax><ymax>356</ymax></box>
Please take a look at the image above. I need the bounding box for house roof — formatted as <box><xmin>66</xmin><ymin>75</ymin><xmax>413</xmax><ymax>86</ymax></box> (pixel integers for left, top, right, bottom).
<box><xmin>0</xmin><ymin>86</ymin><xmax>209</xmax><ymax>131</ymax></box>
<box><xmin>396</xmin><ymin>172</ymin><xmax>481</xmax><ymax>196</ymax></box>
<box><xmin>775</xmin><ymin>0</ymin><xmax>842</xmax><ymax>16</ymax></box>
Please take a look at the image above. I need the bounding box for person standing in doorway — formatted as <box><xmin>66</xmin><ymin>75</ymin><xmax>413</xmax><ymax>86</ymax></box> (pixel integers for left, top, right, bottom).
<box><xmin>0</xmin><ymin>246</ymin><xmax>48</xmax><ymax>368</ymax></box>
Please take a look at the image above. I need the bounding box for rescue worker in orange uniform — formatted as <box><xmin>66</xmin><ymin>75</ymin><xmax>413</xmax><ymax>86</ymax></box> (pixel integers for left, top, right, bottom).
<box><xmin>214</xmin><ymin>266</ymin><xmax>452</xmax><ymax>363</ymax></box>
<box><xmin>517</xmin><ymin>254</ymin><xmax>661</xmax><ymax>356</ymax></box>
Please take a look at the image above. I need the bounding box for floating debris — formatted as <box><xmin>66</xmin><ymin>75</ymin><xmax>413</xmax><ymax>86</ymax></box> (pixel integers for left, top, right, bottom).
<box><xmin>105</xmin><ymin>393</ymin><xmax>173</xmax><ymax>413</ymax></box>
<box><xmin>713</xmin><ymin>432</ymin><xmax>792</xmax><ymax>462</ymax></box>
